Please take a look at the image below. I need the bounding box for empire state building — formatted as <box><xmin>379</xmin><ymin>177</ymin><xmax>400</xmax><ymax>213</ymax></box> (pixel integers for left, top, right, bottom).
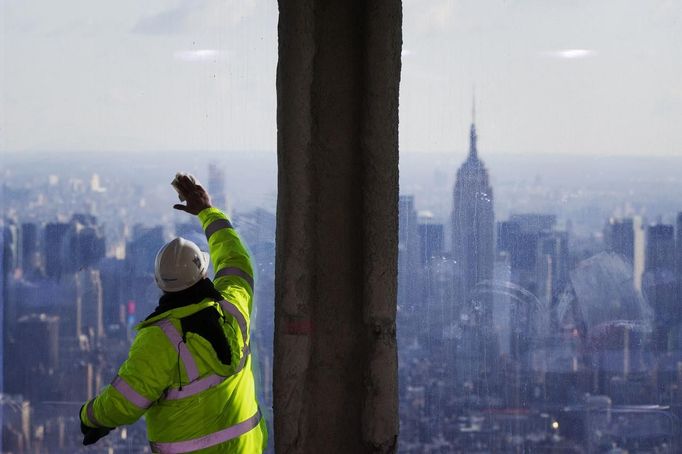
<box><xmin>451</xmin><ymin>109</ymin><xmax>494</xmax><ymax>326</ymax></box>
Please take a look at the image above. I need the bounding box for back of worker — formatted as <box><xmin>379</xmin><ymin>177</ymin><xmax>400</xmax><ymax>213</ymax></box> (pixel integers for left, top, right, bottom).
<box><xmin>79</xmin><ymin>174</ymin><xmax>267</xmax><ymax>453</ymax></box>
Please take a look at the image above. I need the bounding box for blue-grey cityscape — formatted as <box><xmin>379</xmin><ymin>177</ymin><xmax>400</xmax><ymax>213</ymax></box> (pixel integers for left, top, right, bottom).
<box><xmin>1</xmin><ymin>157</ymin><xmax>276</xmax><ymax>453</ymax></box>
<box><xmin>3</xmin><ymin>136</ymin><xmax>682</xmax><ymax>452</ymax></box>
<box><xmin>397</xmin><ymin>120</ymin><xmax>682</xmax><ymax>453</ymax></box>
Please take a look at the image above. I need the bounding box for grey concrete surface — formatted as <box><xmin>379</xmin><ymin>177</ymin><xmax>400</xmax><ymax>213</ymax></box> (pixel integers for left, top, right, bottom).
<box><xmin>274</xmin><ymin>1</ymin><xmax>402</xmax><ymax>452</ymax></box>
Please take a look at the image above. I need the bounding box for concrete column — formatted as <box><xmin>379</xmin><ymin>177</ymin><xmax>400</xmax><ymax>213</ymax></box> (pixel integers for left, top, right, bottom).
<box><xmin>275</xmin><ymin>1</ymin><xmax>401</xmax><ymax>453</ymax></box>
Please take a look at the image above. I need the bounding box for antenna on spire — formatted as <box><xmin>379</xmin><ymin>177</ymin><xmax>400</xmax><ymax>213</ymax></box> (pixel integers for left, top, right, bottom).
<box><xmin>469</xmin><ymin>85</ymin><xmax>478</xmax><ymax>159</ymax></box>
<box><xmin>472</xmin><ymin>85</ymin><xmax>476</xmax><ymax>124</ymax></box>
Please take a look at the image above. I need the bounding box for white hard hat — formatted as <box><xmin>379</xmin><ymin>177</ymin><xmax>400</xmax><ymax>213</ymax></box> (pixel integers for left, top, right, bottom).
<box><xmin>154</xmin><ymin>237</ymin><xmax>210</xmax><ymax>292</ymax></box>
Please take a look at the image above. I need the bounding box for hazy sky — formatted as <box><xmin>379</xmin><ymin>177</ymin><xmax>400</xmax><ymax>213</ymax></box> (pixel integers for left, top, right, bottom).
<box><xmin>3</xmin><ymin>0</ymin><xmax>681</xmax><ymax>156</ymax></box>
<box><xmin>3</xmin><ymin>0</ymin><xmax>278</xmax><ymax>153</ymax></box>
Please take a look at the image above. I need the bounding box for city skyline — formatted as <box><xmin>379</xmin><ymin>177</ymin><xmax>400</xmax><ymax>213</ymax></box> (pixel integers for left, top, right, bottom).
<box><xmin>395</xmin><ymin>115</ymin><xmax>682</xmax><ymax>450</ymax></box>
<box><xmin>1</xmin><ymin>162</ymin><xmax>278</xmax><ymax>452</ymax></box>
<box><xmin>4</xmin><ymin>146</ymin><xmax>682</xmax><ymax>451</ymax></box>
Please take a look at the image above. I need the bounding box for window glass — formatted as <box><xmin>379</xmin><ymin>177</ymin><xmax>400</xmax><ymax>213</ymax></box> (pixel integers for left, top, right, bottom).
<box><xmin>2</xmin><ymin>2</ymin><xmax>277</xmax><ymax>452</ymax></box>
<box><xmin>399</xmin><ymin>1</ymin><xmax>682</xmax><ymax>452</ymax></box>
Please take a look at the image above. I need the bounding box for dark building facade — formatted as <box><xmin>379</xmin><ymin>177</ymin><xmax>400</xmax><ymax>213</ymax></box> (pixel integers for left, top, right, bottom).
<box><xmin>418</xmin><ymin>222</ymin><xmax>443</xmax><ymax>266</ymax></box>
<box><xmin>676</xmin><ymin>212</ymin><xmax>682</xmax><ymax>289</ymax></box>
<box><xmin>605</xmin><ymin>218</ymin><xmax>635</xmax><ymax>263</ymax></box>
<box><xmin>643</xmin><ymin>224</ymin><xmax>677</xmax><ymax>351</ymax></box>
<box><xmin>8</xmin><ymin>314</ymin><xmax>60</xmax><ymax>401</ymax></box>
<box><xmin>398</xmin><ymin>195</ymin><xmax>421</xmax><ymax>312</ymax></box>
<box><xmin>20</xmin><ymin>223</ymin><xmax>39</xmax><ymax>276</ymax></box>
<box><xmin>646</xmin><ymin>224</ymin><xmax>675</xmax><ymax>272</ymax></box>
<box><xmin>3</xmin><ymin>221</ymin><xmax>20</xmax><ymax>273</ymax></box>
<box><xmin>604</xmin><ymin>216</ymin><xmax>645</xmax><ymax>291</ymax></box>
<box><xmin>44</xmin><ymin>222</ymin><xmax>69</xmax><ymax>279</ymax></box>
<box><xmin>497</xmin><ymin>215</ymin><xmax>569</xmax><ymax>371</ymax></box>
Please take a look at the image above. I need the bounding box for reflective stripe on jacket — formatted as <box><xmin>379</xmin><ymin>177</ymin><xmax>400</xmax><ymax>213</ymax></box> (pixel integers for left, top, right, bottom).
<box><xmin>80</xmin><ymin>207</ymin><xmax>267</xmax><ymax>453</ymax></box>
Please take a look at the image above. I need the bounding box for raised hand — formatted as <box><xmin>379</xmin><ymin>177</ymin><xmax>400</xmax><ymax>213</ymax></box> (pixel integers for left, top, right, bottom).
<box><xmin>172</xmin><ymin>173</ymin><xmax>212</xmax><ymax>215</ymax></box>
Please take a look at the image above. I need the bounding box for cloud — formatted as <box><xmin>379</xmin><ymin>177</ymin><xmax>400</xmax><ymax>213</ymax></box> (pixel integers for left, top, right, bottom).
<box><xmin>542</xmin><ymin>49</ymin><xmax>598</xmax><ymax>60</ymax></box>
<box><xmin>173</xmin><ymin>49</ymin><xmax>230</xmax><ymax>62</ymax></box>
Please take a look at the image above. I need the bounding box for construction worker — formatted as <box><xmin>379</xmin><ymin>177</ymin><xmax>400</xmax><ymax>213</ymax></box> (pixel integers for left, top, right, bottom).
<box><xmin>79</xmin><ymin>173</ymin><xmax>267</xmax><ymax>453</ymax></box>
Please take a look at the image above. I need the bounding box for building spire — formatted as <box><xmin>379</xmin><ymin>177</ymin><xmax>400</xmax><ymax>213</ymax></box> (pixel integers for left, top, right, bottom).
<box><xmin>469</xmin><ymin>89</ymin><xmax>478</xmax><ymax>159</ymax></box>
<box><xmin>472</xmin><ymin>86</ymin><xmax>476</xmax><ymax>124</ymax></box>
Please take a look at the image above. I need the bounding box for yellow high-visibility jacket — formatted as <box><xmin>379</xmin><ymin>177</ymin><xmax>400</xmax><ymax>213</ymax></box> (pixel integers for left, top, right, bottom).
<box><xmin>80</xmin><ymin>208</ymin><xmax>267</xmax><ymax>453</ymax></box>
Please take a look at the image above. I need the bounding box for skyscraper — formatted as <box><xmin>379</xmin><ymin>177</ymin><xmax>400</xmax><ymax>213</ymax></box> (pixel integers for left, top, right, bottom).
<box><xmin>3</xmin><ymin>220</ymin><xmax>20</xmax><ymax>274</ymax></box>
<box><xmin>497</xmin><ymin>215</ymin><xmax>569</xmax><ymax>369</ymax></box>
<box><xmin>397</xmin><ymin>195</ymin><xmax>424</xmax><ymax>346</ymax></box>
<box><xmin>643</xmin><ymin>223</ymin><xmax>677</xmax><ymax>351</ymax></box>
<box><xmin>127</xmin><ymin>225</ymin><xmax>165</xmax><ymax>276</ymax></box>
<box><xmin>76</xmin><ymin>268</ymin><xmax>104</xmax><ymax>341</ymax></box>
<box><xmin>208</xmin><ymin>162</ymin><xmax>228</xmax><ymax>213</ymax></box>
<box><xmin>65</xmin><ymin>214</ymin><xmax>105</xmax><ymax>273</ymax></box>
<box><xmin>498</xmin><ymin>214</ymin><xmax>568</xmax><ymax>304</ymax></box>
<box><xmin>418</xmin><ymin>219</ymin><xmax>444</xmax><ymax>266</ymax></box>
<box><xmin>11</xmin><ymin>314</ymin><xmax>60</xmax><ymax>401</ymax></box>
<box><xmin>450</xmin><ymin>108</ymin><xmax>494</xmax><ymax>325</ymax></box>
<box><xmin>675</xmin><ymin>211</ymin><xmax>682</xmax><ymax>299</ymax></box>
<box><xmin>398</xmin><ymin>195</ymin><xmax>421</xmax><ymax>309</ymax></box>
<box><xmin>45</xmin><ymin>222</ymin><xmax>69</xmax><ymax>279</ymax></box>
<box><xmin>645</xmin><ymin>224</ymin><xmax>675</xmax><ymax>272</ymax></box>
<box><xmin>604</xmin><ymin>216</ymin><xmax>645</xmax><ymax>291</ymax></box>
<box><xmin>21</xmin><ymin>223</ymin><xmax>40</xmax><ymax>277</ymax></box>
<box><xmin>449</xmin><ymin>105</ymin><xmax>497</xmax><ymax>387</ymax></box>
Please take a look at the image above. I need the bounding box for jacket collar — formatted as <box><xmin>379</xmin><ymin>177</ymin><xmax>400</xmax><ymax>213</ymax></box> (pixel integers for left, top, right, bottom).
<box><xmin>137</xmin><ymin>278</ymin><xmax>222</xmax><ymax>329</ymax></box>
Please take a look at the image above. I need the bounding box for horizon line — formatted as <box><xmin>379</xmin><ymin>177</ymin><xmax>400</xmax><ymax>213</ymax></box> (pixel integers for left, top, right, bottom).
<box><xmin>4</xmin><ymin>149</ymin><xmax>681</xmax><ymax>159</ymax></box>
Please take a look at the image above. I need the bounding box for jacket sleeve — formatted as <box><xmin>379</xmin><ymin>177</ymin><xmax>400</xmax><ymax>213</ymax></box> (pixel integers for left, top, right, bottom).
<box><xmin>80</xmin><ymin>326</ymin><xmax>174</xmax><ymax>429</ymax></box>
<box><xmin>198</xmin><ymin>207</ymin><xmax>254</xmax><ymax>318</ymax></box>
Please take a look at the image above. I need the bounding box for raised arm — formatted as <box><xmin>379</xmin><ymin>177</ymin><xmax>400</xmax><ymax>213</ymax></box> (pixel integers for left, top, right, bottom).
<box><xmin>199</xmin><ymin>208</ymin><xmax>254</xmax><ymax>303</ymax></box>
<box><xmin>172</xmin><ymin>173</ymin><xmax>255</xmax><ymax>316</ymax></box>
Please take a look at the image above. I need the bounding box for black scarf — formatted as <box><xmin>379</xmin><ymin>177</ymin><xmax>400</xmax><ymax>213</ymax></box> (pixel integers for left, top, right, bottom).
<box><xmin>145</xmin><ymin>278</ymin><xmax>223</xmax><ymax>320</ymax></box>
<box><xmin>145</xmin><ymin>277</ymin><xmax>232</xmax><ymax>366</ymax></box>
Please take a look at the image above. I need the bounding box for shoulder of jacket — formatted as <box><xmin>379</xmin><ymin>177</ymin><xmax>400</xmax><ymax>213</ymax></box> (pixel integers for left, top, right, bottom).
<box><xmin>135</xmin><ymin>300</ymin><xmax>218</xmax><ymax>331</ymax></box>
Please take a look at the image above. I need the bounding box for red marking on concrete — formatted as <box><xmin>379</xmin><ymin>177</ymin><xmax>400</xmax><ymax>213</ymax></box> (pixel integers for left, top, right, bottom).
<box><xmin>284</xmin><ymin>319</ymin><xmax>313</xmax><ymax>335</ymax></box>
